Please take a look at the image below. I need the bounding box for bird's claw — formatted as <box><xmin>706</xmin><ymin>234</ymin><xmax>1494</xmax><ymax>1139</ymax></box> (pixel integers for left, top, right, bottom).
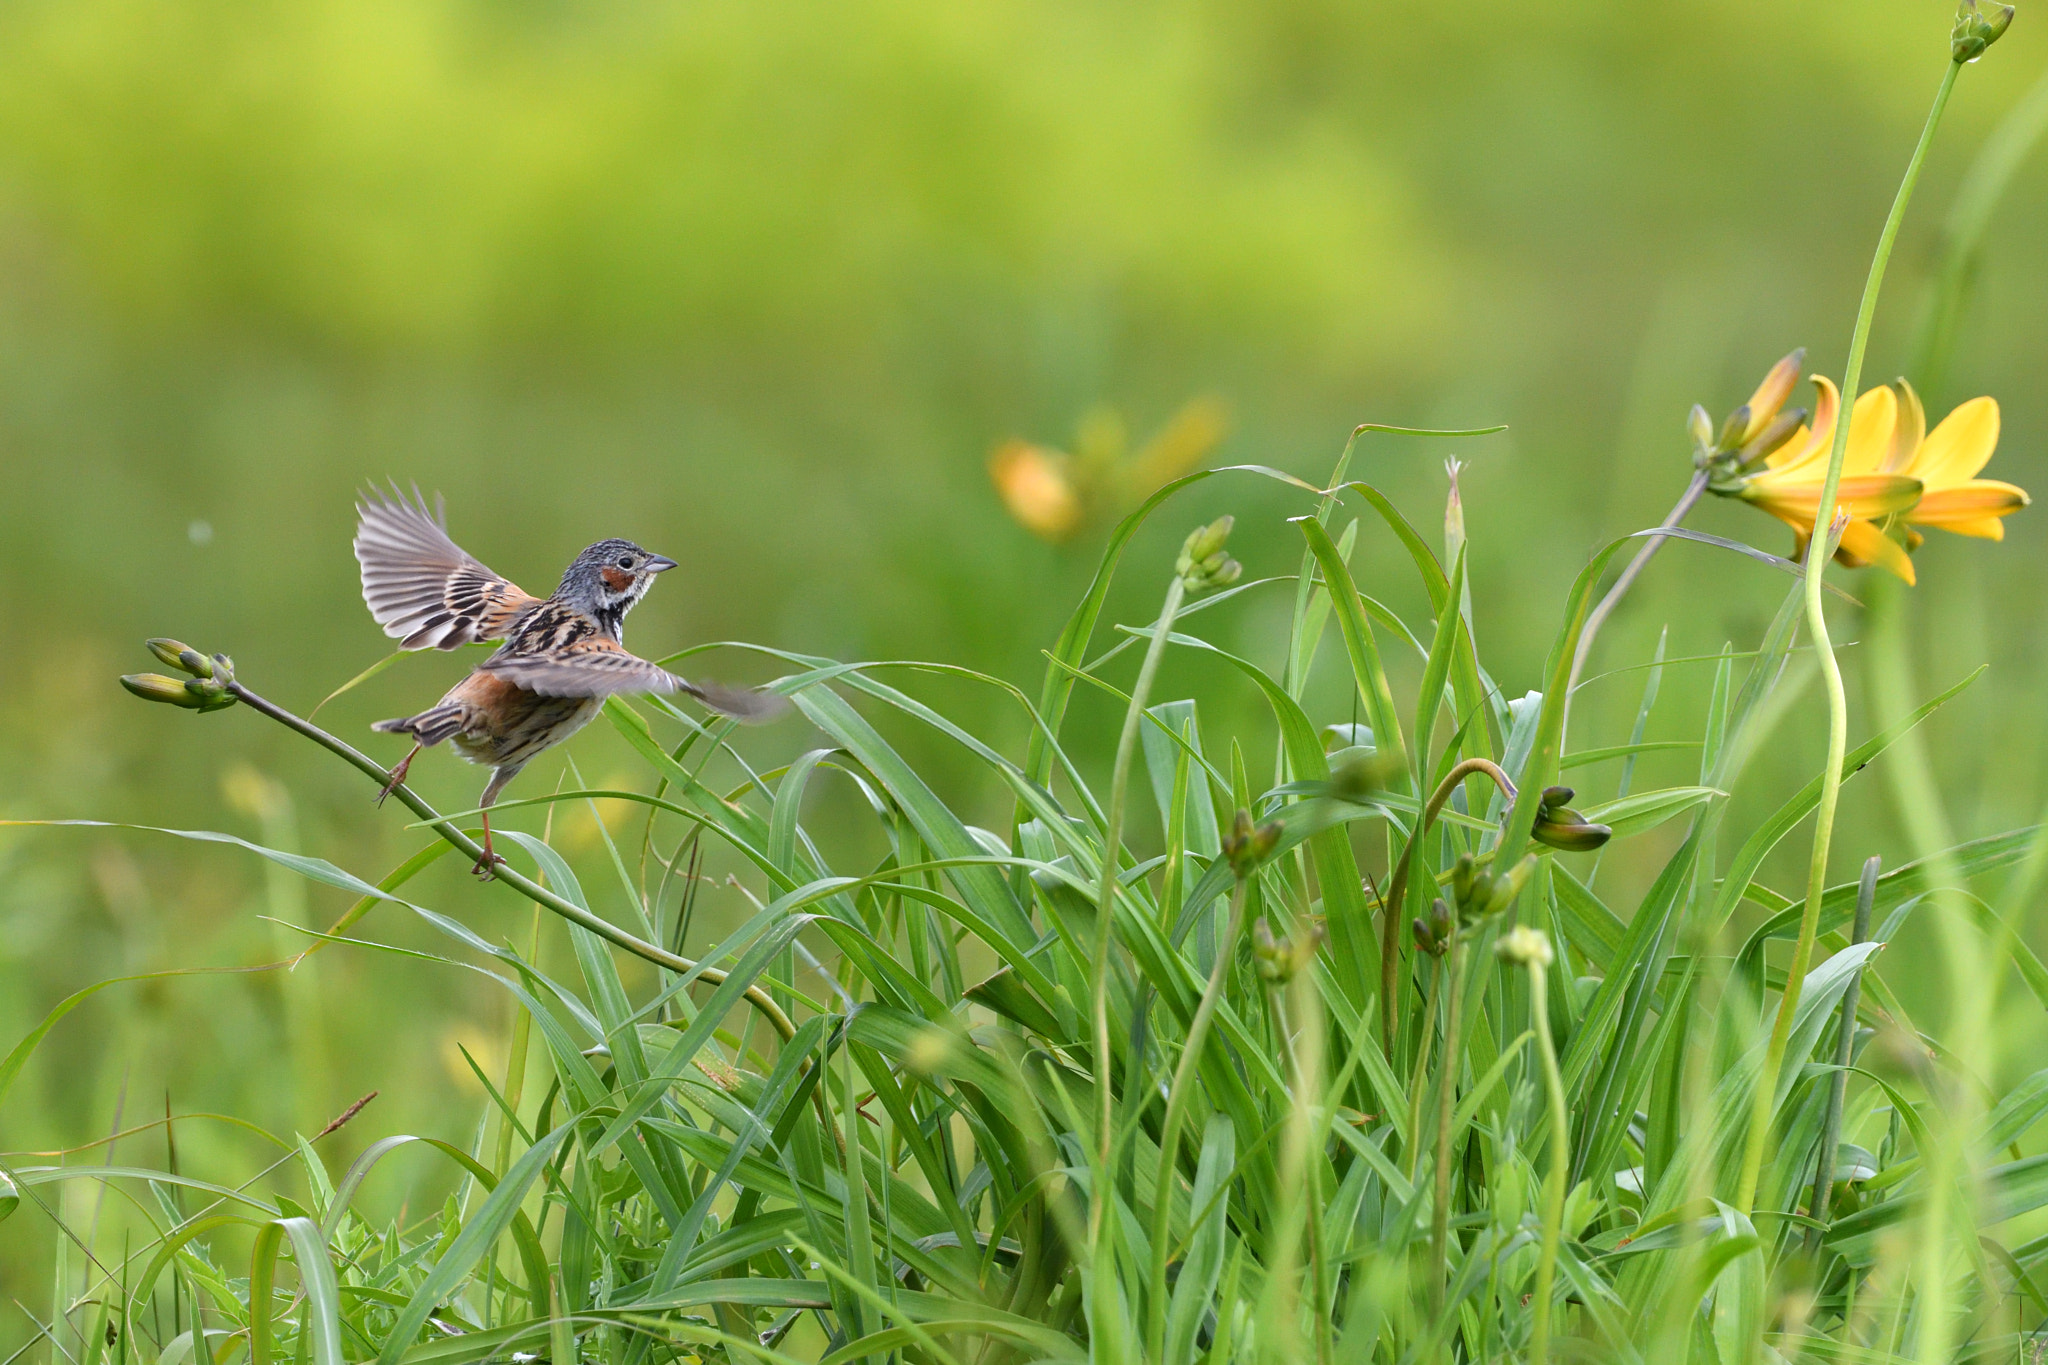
<box><xmin>470</xmin><ymin>851</ymin><xmax>508</xmax><ymax>881</ymax></box>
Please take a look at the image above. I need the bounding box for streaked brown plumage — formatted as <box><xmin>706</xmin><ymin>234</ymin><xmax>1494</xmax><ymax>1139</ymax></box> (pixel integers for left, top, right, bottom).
<box><xmin>354</xmin><ymin>486</ymin><xmax>787</xmax><ymax>875</ymax></box>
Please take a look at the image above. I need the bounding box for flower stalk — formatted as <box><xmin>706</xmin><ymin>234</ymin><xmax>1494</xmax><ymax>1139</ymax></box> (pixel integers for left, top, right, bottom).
<box><xmin>1378</xmin><ymin>757</ymin><xmax>1517</xmax><ymax>1055</ymax></box>
<box><xmin>1733</xmin><ymin>47</ymin><xmax>1967</xmax><ymax>1217</ymax></box>
<box><xmin>1498</xmin><ymin>925</ymin><xmax>1567</xmax><ymax>1365</ymax></box>
<box><xmin>1088</xmin><ymin>518</ymin><xmax>1240</xmax><ymax>1260</ymax></box>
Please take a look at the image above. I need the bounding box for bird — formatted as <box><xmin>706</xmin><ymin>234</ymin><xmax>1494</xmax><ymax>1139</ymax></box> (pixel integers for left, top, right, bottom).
<box><xmin>353</xmin><ymin>485</ymin><xmax>787</xmax><ymax>876</ymax></box>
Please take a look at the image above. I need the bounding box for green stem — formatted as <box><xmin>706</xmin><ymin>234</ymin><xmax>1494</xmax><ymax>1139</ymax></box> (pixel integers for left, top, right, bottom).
<box><xmin>1732</xmin><ymin>55</ymin><xmax>1961</xmax><ymax>1217</ymax></box>
<box><xmin>1428</xmin><ymin>928</ymin><xmax>1467</xmax><ymax>1324</ymax></box>
<box><xmin>1806</xmin><ymin>856</ymin><xmax>1878</xmax><ymax>1249</ymax></box>
<box><xmin>224</xmin><ymin>679</ymin><xmax>798</xmax><ymax>1042</ymax></box>
<box><xmin>1379</xmin><ymin>757</ymin><xmax>1517</xmax><ymax>1057</ymax></box>
<box><xmin>1145</xmin><ymin>875</ymin><xmax>1250</xmax><ymax>1359</ymax></box>
<box><xmin>1529</xmin><ymin>955</ymin><xmax>1567</xmax><ymax>1365</ymax></box>
<box><xmin>1089</xmin><ymin>574</ymin><xmax>1188</xmax><ymax>1238</ymax></box>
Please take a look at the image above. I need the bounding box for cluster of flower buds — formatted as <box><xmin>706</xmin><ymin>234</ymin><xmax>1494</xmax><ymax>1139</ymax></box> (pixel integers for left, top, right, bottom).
<box><xmin>1177</xmin><ymin>516</ymin><xmax>1243</xmax><ymax>596</ymax></box>
<box><xmin>1253</xmin><ymin>916</ymin><xmax>1326</xmax><ymax>985</ymax></box>
<box><xmin>1695</xmin><ymin>350</ymin><xmax>1810</xmax><ymax>493</ymax></box>
<box><xmin>1531</xmin><ymin>785</ymin><xmax>1612</xmax><ymax>852</ymax></box>
<box><xmin>1221</xmin><ymin>807</ymin><xmax>1283</xmax><ymax>878</ymax></box>
<box><xmin>1495</xmin><ymin>924</ymin><xmax>1555</xmax><ymax>970</ymax></box>
<box><xmin>1412</xmin><ymin>897</ymin><xmax>1456</xmax><ymax>957</ymax></box>
<box><xmin>121</xmin><ymin>638</ymin><xmax>239</xmax><ymax>712</ymax></box>
<box><xmin>1953</xmin><ymin>0</ymin><xmax>2015</xmax><ymax>62</ymax></box>
<box><xmin>1453</xmin><ymin>850</ymin><xmax>1540</xmax><ymax>922</ymax></box>
<box><xmin>1414</xmin><ymin>850</ymin><xmax>1540</xmax><ymax>954</ymax></box>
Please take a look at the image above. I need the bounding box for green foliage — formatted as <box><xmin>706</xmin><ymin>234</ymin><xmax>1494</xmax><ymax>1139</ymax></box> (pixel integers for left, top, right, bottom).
<box><xmin>11</xmin><ymin>447</ymin><xmax>2048</xmax><ymax>1362</ymax></box>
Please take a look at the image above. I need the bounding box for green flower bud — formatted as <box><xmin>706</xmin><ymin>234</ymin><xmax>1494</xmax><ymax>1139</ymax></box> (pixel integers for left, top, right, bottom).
<box><xmin>1450</xmin><ymin>852</ymin><xmax>1478</xmax><ymax>907</ymax></box>
<box><xmin>1716</xmin><ymin>404</ymin><xmax>1752</xmax><ymax>452</ymax></box>
<box><xmin>1953</xmin><ymin>0</ymin><xmax>2015</xmax><ymax>62</ymax></box>
<box><xmin>1688</xmin><ymin>404</ymin><xmax>1715</xmax><ymax>456</ymax></box>
<box><xmin>1412</xmin><ymin>916</ymin><xmax>1437</xmax><ymax>955</ymax></box>
<box><xmin>1252</xmin><ymin>917</ymin><xmax>1325</xmax><ymax>984</ymax></box>
<box><xmin>147</xmin><ymin>638</ymin><xmax>213</xmax><ymax>677</ymax></box>
<box><xmin>1539</xmin><ymin>785</ymin><xmax>1574</xmax><ymax>812</ymax></box>
<box><xmin>1533</xmin><ymin>810</ymin><xmax>1613</xmax><ymax>852</ymax></box>
<box><xmin>1182</xmin><ymin>515</ymin><xmax>1233</xmax><ymax>564</ymax></box>
<box><xmin>122</xmin><ymin>673</ymin><xmax>211</xmax><ymax>708</ymax></box>
<box><xmin>1220</xmin><ymin>808</ymin><xmax>1281</xmax><ymax>877</ymax></box>
<box><xmin>1496</xmin><ymin>924</ymin><xmax>1554</xmax><ymax>969</ymax></box>
<box><xmin>1484</xmin><ymin>853</ymin><xmax>1540</xmax><ymax>916</ymax></box>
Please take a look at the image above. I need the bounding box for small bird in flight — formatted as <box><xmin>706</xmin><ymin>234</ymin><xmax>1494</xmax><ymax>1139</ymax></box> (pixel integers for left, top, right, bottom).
<box><xmin>354</xmin><ymin>486</ymin><xmax>786</xmax><ymax>876</ymax></box>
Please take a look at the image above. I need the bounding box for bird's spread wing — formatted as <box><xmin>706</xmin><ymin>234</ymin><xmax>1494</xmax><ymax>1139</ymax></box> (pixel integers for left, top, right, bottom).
<box><xmin>482</xmin><ymin>637</ymin><xmax>790</xmax><ymax>723</ymax></box>
<box><xmin>355</xmin><ymin>485</ymin><xmax>542</xmax><ymax>650</ymax></box>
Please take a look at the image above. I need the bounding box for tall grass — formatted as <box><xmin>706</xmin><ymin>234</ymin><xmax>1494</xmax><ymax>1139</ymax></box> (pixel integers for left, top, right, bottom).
<box><xmin>8</xmin><ymin>11</ymin><xmax>2048</xmax><ymax>1365</ymax></box>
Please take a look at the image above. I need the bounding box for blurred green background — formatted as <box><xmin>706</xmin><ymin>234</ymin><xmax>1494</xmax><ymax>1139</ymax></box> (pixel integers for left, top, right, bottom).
<box><xmin>2</xmin><ymin>0</ymin><xmax>2045</xmax><ymax>1291</ymax></box>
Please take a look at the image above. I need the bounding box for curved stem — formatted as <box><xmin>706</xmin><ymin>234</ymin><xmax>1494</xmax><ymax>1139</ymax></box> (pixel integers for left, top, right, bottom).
<box><xmin>1089</xmin><ymin>574</ymin><xmax>1188</xmax><ymax>1243</ymax></box>
<box><xmin>1528</xmin><ymin>957</ymin><xmax>1568</xmax><ymax>1365</ymax></box>
<box><xmin>1144</xmin><ymin>875</ymin><xmax>1249</xmax><ymax>1358</ymax></box>
<box><xmin>1565</xmin><ymin>471</ymin><xmax>1710</xmax><ymax>715</ymax></box>
<box><xmin>225</xmin><ymin>680</ymin><xmax>798</xmax><ymax>1042</ymax></box>
<box><xmin>1379</xmin><ymin>757</ymin><xmax>1517</xmax><ymax>1055</ymax></box>
<box><xmin>1733</xmin><ymin>56</ymin><xmax>1962</xmax><ymax>1216</ymax></box>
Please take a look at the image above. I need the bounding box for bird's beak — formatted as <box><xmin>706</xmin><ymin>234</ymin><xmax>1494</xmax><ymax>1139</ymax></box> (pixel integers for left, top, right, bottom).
<box><xmin>646</xmin><ymin>555</ymin><xmax>678</xmax><ymax>573</ymax></box>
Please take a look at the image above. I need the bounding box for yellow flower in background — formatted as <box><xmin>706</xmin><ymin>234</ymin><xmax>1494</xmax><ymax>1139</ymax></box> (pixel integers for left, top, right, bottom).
<box><xmin>1709</xmin><ymin>357</ymin><xmax>2027</xmax><ymax>584</ymax></box>
<box><xmin>988</xmin><ymin>439</ymin><xmax>1084</xmax><ymax>538</ymax></box>
<box><xmin>990</xmin><ymin>397</ymin><xmax>1228</xmax><ymax>541</ymax></box>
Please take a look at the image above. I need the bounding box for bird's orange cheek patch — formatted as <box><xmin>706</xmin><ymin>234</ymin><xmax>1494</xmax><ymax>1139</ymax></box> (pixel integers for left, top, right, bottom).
<box><xmin>601</xmin><ymin>567</ymin><xmax>633</xmax><ymax>592</ymax></box>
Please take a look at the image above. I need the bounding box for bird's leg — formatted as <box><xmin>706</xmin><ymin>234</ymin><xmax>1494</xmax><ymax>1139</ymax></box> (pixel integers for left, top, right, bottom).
<box><xmin>376</xmin><ymin>743</ymin><xmax>422</xmax><ymax>807</ymax></box>
<box><xmin>471</xmin><ymin>768</ymin><xmax>515</xmax><ymax>879</ymax></box>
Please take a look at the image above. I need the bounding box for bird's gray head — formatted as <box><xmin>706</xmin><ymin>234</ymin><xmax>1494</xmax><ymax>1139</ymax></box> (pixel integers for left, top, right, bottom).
<box><xmin>556</xmin><ymin>538</ymin><xmax>677</xmax><ymax>631</ymax></box>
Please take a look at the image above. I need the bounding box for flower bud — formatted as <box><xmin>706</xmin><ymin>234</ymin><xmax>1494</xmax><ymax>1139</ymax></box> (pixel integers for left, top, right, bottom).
<box><xmin>1450</xmin><ymin>851</ymin><xmax>1478</xmax><ymax>907</ymax></box>
<box><xmin>1735</xmin><ymin>408</ymin><xmax>1807</xmax><ymax>469</ymax></box>
<box><xmin>1412</xmin><ymin>917</ymin><xmax>1437</xmax><ymax>955</ymax></box>
<box><xmin>1177</xmin><ymin>517</ymin><xmax>1243</xmax><ymax>595</ymax></box>
<box><xmin>1221</xmin><ymin>808</ymin><xmax>1282</xmax><ymax>877</ymax></box>
<box><xmin>1484</xmin><ymin>854</ymin><xmax>1540</xmax><ymax>916</ymax></box>
<box><xmin>1716</xmin><ymin>404</ymin><xmax>1752</xmax><ymax>452</ymax></box>
<box><xmin>147</xmin><ymin>639</ymin><xmax>213</xmax><ymax>678</ymax></box>
<box><xmin>1688</xmin><ymin>404</ymin><xmax>1715</xmax><ymax>456</ymax></box>
<box><xmin>1741</xmin><ymin>349</ymin><xmax>1805</xmax><ymax>438</ymax></box>
<box><xmin>1953</xmin><ymin>0</ymin><xmax>2015</xmax><ymax>61</ymax></box>
<box><xmin>123</xmin><ymin>672</ymin><xmax>207</xmax><ymax>707</ymax></box>
<box><xmin>1496</xmin><ymin>924</ymin><xmax>1555</xmax><ymax>969</ymax></box>
<box><xmin>1533</xmin><ymin>785</ymin><xmax>1611</xmax><ymax>851</ymax></box>
<box><xmin>1183</xmin><ymin>515</ymin><xmax>1233</xmax><ymax>564</ymax></box>
<box><xmin>1532</xmin><ymin>813</ymin><xmax>1613</xmax><ymax>853</ymax></box>
<box><xmin>1253</xmin><ymin>916</ymin><xmax>1325</xmax><ymax>984</ymax></box>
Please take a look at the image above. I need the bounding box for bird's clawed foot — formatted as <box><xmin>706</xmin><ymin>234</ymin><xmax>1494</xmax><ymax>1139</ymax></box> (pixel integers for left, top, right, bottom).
<box><xmin>376</xmin><ymin>744</ymin><xmax>420</xmax><ymax>807</ymax></box>
<box><xmin>470</xmin><ymin>850</ymin><xmax>509</xmax><ymax>881</ymax></box>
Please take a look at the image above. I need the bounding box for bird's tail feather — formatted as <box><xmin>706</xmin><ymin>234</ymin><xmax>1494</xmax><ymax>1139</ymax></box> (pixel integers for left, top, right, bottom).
<box><xmin>371</xmin><ymin>703</ymin><xmax>466</xmax><ymax>747</ymax></box>
<box><xmin>681</xmin><ymin>680</ymin><xmax>792</xmax><ymax>725</ymax></box>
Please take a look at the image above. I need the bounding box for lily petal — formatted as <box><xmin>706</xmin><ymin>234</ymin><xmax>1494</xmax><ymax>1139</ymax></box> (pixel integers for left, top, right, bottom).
<box><xmin>1834</xmin><ymin>517</ymin><xmax>1916</xmax><ymax>583</ymax></box>
<box><xmin>1907</xmin><ymin>478</ymin><xmax>2029</xmax><ymax>529</ymax></box>
<box><xmin>1910</xmin><ymin>396</ymin><xmax>2000</xmax><ymax>488</ymax></box>
<box><xmin>1742</xmin><ymin>472</ymin><xmax>1922</xmax><ymax>520</ymax></box>
<box><xmin>1883</xmin><ymin>380</ymin><xmax>1925</xmax><ymax>473</ymax></box>
<box><xmin>1767</xmin><ymin>377</ymin><xmax>1840</xmax><ymax>474</ymax></box>
<box><xmin>1841</xmin><ymin>385</ymin><xmax>1897</xmax><ymax>477</ymax></box>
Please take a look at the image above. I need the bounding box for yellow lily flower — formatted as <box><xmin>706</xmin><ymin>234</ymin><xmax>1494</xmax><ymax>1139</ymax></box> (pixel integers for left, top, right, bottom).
<box><xmin>1735</xmin><ymin>376</ymin><xmax>1925</xmax><ymax>582</ymax></box>
<box><xmin>1733</xmin><ymin>377</ymin><xmax>2028</xmax><ymax>582</ymax></box>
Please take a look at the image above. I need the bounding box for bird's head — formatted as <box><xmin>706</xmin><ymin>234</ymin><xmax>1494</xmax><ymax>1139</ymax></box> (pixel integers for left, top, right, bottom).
<box><xmin>558</xmin><ymin>538</ymin><xmax>677</xmax><ymax>623</ymax></box>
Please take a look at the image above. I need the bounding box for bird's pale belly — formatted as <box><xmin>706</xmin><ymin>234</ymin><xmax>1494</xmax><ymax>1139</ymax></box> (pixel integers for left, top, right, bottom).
<box><xmin>447</xmin><ymin>676</ymin><xmax>602</xmax><ymax>771</ymax></box>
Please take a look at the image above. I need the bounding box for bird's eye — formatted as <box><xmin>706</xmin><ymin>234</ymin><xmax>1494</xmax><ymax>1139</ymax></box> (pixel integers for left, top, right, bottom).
<box><xmin>617</xmin><ymin>555</ymin><xmax>635</xmax><ymax>568</ymax></box>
